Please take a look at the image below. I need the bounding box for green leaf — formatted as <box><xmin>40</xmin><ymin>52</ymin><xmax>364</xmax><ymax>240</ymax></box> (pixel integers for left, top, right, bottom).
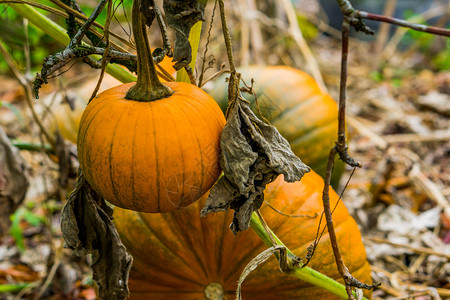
<box><xmin>9</xmin><ymin>208</ymin><xmax>26</xmax><ymax>251</ymax></box>
<box><xmin>0</xmin><ymin>283</ymin><xmax>30</xmax><ymax>293</ymax></box>
<box><xmin>176</xmin><ymin>21</ymin><xmax>203</xmax><ymax>83</ymax></box>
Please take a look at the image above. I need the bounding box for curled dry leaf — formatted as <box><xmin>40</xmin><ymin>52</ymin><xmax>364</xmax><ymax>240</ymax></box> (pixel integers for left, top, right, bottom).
<box><xmin>0</xmin><ymin>126</ymin><xmax>29</xmax><ymax>237</ymax></box>
<box><xmin>61</xmin><ymin>174</ymin><xmax>132</xmax><ymax>300</ymax></box>
<box><xmin>236</xmin><ymin>245</ymin><xmax>286</xmax><ymax>300</ymax></box>
<box><xmin>201</xmin><ymin>97</ymin><xmax>310</xmax><ymax>234</ymax></box>
<box><xmin>163</xmin><ymin>0</ymin><xmax>206</xmax><ymax>69</ymax></box>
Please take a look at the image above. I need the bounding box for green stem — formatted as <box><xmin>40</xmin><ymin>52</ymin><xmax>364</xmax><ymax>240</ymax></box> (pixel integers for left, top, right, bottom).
<box><xmin>125</xmin><ymin>0</ymin><xmax>172</xmax><ymax>101</ymax></box>
<box><xmin>250</xmin><ymin>213</ymin><xmax>368</xmax><ymax>300</ymax></box>
<box><xmin>9</xmin><ymin>3</ymin><xmax>136</xmax><ymax>83</ymax></box>
<box><xmin>0</xmin><ymin>283</ymin><xmax>30</xmax><ymax>293</ymax></box>
<box><xmin>12</xmin><ymin>140</ymin><xmax>54</xmax><ymax>154</ymax></box>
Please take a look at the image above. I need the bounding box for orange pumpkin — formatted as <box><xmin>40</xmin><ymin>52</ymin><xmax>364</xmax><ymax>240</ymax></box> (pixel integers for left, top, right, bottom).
<box><xmin>51</xmin><ymin>56</ymin><xmax>175</xmax><ymax>144</ymax></box>
<box><xmin>77</xmin><ymin>82</ymin><xmax>226</xmax><ymax>213</ymax></box>
<box><xmin>207</xmin><ymin>66</ymin><xmax>344</xmax><ymax>187</ymax></box>
<box><xmin>114</xmin><ymin>171</ymin><xmax>372</xmax><ymax>299</ymax></box>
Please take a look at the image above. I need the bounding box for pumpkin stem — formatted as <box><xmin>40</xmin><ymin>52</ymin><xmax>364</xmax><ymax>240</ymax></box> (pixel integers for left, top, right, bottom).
<box><xmin>204</xmin><ymin>283</ymin><xmax>224</xmax><ymax>300</ymax></box>
<box><xmin>126</xmin><ymin>0</ymin><xmax>173</xmax><ymax>101</ymax></box>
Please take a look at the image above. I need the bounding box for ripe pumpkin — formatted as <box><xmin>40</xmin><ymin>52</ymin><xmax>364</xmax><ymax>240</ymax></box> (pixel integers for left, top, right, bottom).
<box><xmin>77</xmin><ymin>81</ymin><xmax>226</xmax><ymax>213</ymax></box>
<box><xmin>206</xmin><ymin>66</ymin><xmax>344</xmax><ymax>187</ymax></box>
<box><xmin>114</xmin><ymin>171</ymin><xmax>372</xmax><ymax>299</ymax></box>
<box><xmin>51</xmin><ymin>56</ymin><xmax>175</xmax><ymax>144</ymax></box>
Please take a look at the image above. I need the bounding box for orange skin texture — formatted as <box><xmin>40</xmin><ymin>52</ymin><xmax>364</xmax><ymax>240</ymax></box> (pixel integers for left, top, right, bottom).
<box><xmin>208</xmin><ymin>65</ymin><xmax>345</xmax><ymax>187</ymax></box>
<box><xmin>114</xmin><ymin>171</ymin><xmax>372</xmax><ymax>299</ymax></box>
<box><xmin>52</xmin><ymin>54</ymin><xmax>174</xmax><ymax>144</ymax></box>
<box><xmin>77</xmin><ymin>82</ymin><xmax>226</xmax><ymax>213</ymax></box>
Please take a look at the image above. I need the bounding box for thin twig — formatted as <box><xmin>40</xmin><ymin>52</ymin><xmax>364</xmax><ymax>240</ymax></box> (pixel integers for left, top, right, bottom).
<box><xmin>153</xmin><ymin>3</ymin><xmax>171</xmax><ymax>57</ymax></box>
<box><xmin>358</xmin><ymin>11</ymin><xmax>450</xmax><ymax>37</ymax></box>
<box><xmin>365</xmin><ymin>236</ymin><xmax>450</xmax><ymax>259</ymax></box>
<box><xmin>33</xmin><ymin>257</ymin><xmax>61</xmax><ymax>300</ymax></box>
<box><xmin>69</xmin><ymin>0</ymin><xmax>108</xmax><ymax>47</ymax></box>
<box><xmin>198</xmin><ymin>0</ymin><xmax>218</xmax><ymax>87</ymax></box>
<box><xmin>336</xmin><ymin>0</ymin><xmax>450</xmax><ymax>37</ymax></box>
<box><xmin>246</xmin><ymin>0</ymin><xmax>264</xmax><ymax>65</ymax></box>
<box><xmin>218</xmin><ymin>0</ymin><xmax>240</xmax><ymax>116</ymax></box>
<box><xmin>319</xmin><ymin>18</ymin><xmax>376</xmax><ymax>298</ymax></box>
<box><xmin>184</xmin><ymin>65</ymin><xmax>196</xmax><ymax>85</ymax></box>
<box><xmin>279</xmin><ymin>0</ymin><xmax>327</xmax><ymax>93</ymax></box>
<box><xmin>199</xmin><ymin>65</ymin><xmax>229</xmax><ymax>87</ymax></box>
<box><xmin>88</xmin><ymin>0</ymin><xmax>112</xmax><ymax>102</ymax></box>
<box><xmin>218</xmin><ymin>0</ymin><xmax>235</xmax><ymax>73</ymax></box>
<box><xmin>47</xmin><ymin>0</ymin><xmax>133</xmax><ymax>49</ymax></box>
<box><xmin>264</xmin><ymin>201</ymin><xmax>317</xmax><ymax>218</ymax></box>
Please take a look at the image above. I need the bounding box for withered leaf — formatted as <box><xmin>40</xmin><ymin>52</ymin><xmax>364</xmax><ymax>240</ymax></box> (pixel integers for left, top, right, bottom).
<box><xmin>0</xmin><ymin>126</ymin><xmax>29</xmax><ymax>237</ymax></box>
<box><xmin>163</xmin><ymin>0</ymin><xmax>206</xmax><ymax>70</ymax></box>
<box><xmin>61</xmin><ymin>174</ymin><xmax>132</xmax><ymax>300</ymax></box>
<box><xmin>202</xmin><ymin>96</ymin><xmax>310</xmax><ymax>234</ymax></box>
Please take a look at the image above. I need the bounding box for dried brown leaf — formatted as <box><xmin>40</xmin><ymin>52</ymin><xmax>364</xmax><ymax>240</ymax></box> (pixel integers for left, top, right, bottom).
<box><xmin>163</xmin><ymin>0</ymin><xmax>206</xmax><ymax>69</ymax></box>
<box><xmin>202</xmin><ymin>98</ymin><xmax>310</xmax><ymax>234</ymax></box>
<box><xmin>0</xmin><ymin>126</ymin><xmax>29</xmax><ymax>237</ymax></box>
<box><xmin>61</xmin><ymin>175</ymin><xmax>132</xmax><ymax>300</ymax></box>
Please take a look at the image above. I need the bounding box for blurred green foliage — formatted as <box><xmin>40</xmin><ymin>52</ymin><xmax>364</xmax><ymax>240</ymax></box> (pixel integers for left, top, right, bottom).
<box><xmin>0</xmin><ymin>3</ymin><xmax>61</xmax><ymax>74</ymax></box>
<box><xmin>297</xmin><ymin>14</ymin><xmax>319</xmax><ymax>40</ymax></box>
<box><xmin>10</xmin><ymin>205</ymin><xmax>46</xmax><ymax>252</ymax></box>
<box><xmin>402</xmin><ymin>10</ymin><xmax>449</xmax><ymax>71</ymax></box>
<box><xmin>0</xmin><ymin>0</ymin><xmax>134</xmax><ymax>75</ymax></box>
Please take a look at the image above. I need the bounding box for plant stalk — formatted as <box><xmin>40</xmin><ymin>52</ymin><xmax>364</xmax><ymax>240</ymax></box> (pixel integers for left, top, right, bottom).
<box><xmin>250</xmin><ymin>213</ymin><xmax>368</xmax><ymax>300</ymax></box>
<box><xmin>126</xmin><ymin>0</ymin><xmax>172</xmax><ymax>101</ymax></box>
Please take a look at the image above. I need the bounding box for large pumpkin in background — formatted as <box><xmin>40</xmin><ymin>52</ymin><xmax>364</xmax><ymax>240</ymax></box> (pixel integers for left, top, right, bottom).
<box><xmin>77</xmin><ymin>82</ymin><xmax>226</xmax><ymax>213</ymax></box>
<box><xmin>114</xmin><ymin>171</ymin><xmax>372</xmax><ymax>299</ymax></box>
<box><xmin>206</xmin><ymin>66</ymin><xmax>344</xmax><ymax>187</ymax></box>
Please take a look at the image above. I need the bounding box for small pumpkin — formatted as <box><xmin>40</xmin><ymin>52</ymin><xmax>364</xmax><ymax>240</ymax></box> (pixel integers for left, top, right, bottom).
<box><xmin>206</xmin><ymin>66</ymin><xmax>344</xmax><ymax>187</ymax></box>
<box><xmin>77</xmin><ymin>81</ymin><xmax>225</xmax><ymax>213</ymax></box>
<box><xmin>50</xmin><ymin>56</ymin><xmax>175</xmax><ymax>144</ymax></box>
<box><xmin>114</xmin><ymin>171</ymin><xmax>372</xmax><ymax>299</ymax></box>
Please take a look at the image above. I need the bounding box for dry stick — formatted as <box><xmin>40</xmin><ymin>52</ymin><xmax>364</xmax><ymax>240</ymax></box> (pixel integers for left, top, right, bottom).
<box><xmin>152</xmin><ymin>3</ymin><xmax>176</xmax><ymax>82</ymax></box>
<box><xmin>153</xmin><ymin>4</ymin><xmax>171</xmax><ymax>57</ymax></box>
<box><xmin>279</xmin><ymin>0</ymin><xmax>327</xmax><ymax>93</ymax></box>
<box><xmin>381</xmin><ymin>6</ymin><xmax>444</xmax><ymax>64</ymax></box>
<box><xmin>337</xmin><ymin>0</ymin><xmax>450</xmax><ymax>37</ymax></box>
<box><xmin>321</xmin><ymin>19</ymin><xmax>376</xmax><ymax>300</ymax></box>
<box><xmin>365</xmin><ymin>236</ymin><xmax>450</xmax><ymax>260</ymax></box>
<box><xmin>47</xmin><ymin>0</ymin><xmax>134</xmax><ymax>49</ymax></box>
<box><xmin>358</xmin><ymin>11</ymin><xmax>450</xmax><ymax>37</ymax></box>
<box><xmin>371</xmin><ymin>0</ymin><xmax>397</xmax><ymax>70</ymax></box>
<box><xmin>264</xmin><ymin>201</ymin><xmax>318</xmax><ymax>218</ymax></box>
<box><xmin>247</xmin><ymin>0</ymin><xmax>264</xmax><ymax>65</ymax></box>
<box><xmin>238</xmin><ymin>0</ymin><xmax>250</xmax><ymax>66</ymax></box>
<box><xmin>0</xmin><ymin>42</ymin><xmax>56</xmax><ymax>145</ymax></box>
<box><xmin>88</xmin><ymin>0</ymin><xmax>113</xmax><ymax>102</ymax></box>
<box><xmin>218</xmin><ymin>0</ymin><xmax>239</xmax><ymax>114</ymax></box>
<box><xmin>198</xmin><ymin>0</ymin><xmax>218</xmax><ymax>87</ymax></box>
<box><xmin>69</xmin><ymin>0</ymin><xmax>108</xmax><ymax>47</ymax></box>
<box><xmin>218</xmin><ymin>0</ymin><xmax>235</xmax><ymax>73</ymax></box>
<box><xmin>199</xmin><ymin>65</ymin><xmax>230</xmax><ymax>88</ymax></box>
